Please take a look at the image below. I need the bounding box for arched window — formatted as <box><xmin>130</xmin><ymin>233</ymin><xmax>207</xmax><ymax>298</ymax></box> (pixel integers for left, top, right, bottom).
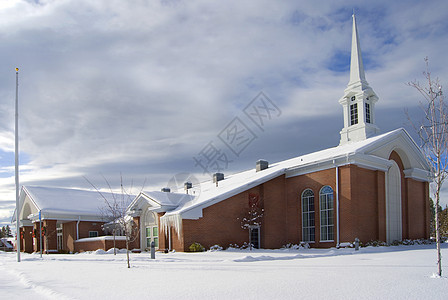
<box><xmin>144</xmin><ymin>210</ymin><xmax>158</xmax><ymax>249</ymax></box>
<box><xmin>301</xmin><ymin>189</ymin><xmax>315</xmax><ymax>242</ymax></box>
<box><xmin>319</xmin><ymin>185</ymin><xmax>334</xmax><ymax>241</ymax></box>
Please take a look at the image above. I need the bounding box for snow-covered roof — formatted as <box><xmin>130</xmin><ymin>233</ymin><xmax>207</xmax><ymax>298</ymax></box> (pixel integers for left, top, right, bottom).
<box><xmin>17</xmin><ymin>186</ymin><xmax>127</xmax><ymax>223</ymax></box>
<box><xmin>127</xmin><ymin>190</ymin><xmax>195</xmax><ymax>215</ymax></box>
<box><xmin>161</xmin><ymin>128</ymin><xmax>430</xmax><ymax>220</ymax></box>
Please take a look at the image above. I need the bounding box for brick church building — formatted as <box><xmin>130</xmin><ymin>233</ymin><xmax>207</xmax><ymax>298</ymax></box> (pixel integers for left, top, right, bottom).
<box><xmin>14</xmin><ymin>14</ymin><xmax>431</xmax><ymax>253</ymax></box>
<box><xmin>129</xmin><ymin>14</ymin><xmax>431</xmax><ymax>252</ymax></box>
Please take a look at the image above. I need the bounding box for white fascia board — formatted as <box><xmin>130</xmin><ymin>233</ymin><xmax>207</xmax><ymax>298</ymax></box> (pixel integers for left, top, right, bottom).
<box><xmin>126</xmin><ymin>193</ymin><xmax>163</xmax><ymax>216</ymax></box>
<box><xmin>286</xmin><ymin>160</ymin><xmax>336</xmax><ymax>178</ymax></box>
<box><xmin>285</xmin><ymin>153</ymin><xmax>391</xmax><ymax>178</ymax></box>
<box><xmin>404</xmin><ymin>168</ymin><xmax>432</xmax><ymax>182</ymax></box>
<box><xmin>20</xmin><ymin>220</ymin><xmax>33</xmax><ymax>227</ymax></box>
<box><xmin>285</xmin><ymin>154</ymin><xmax>353</xmax><ymax>178</ymax></box>
<box><xmin>125</xmin><ymin>193</ymin><xmax>141</xmax><ymax>214</ymax></box>
<box><xmin>352</xmin><ymin>153</ymin><xmax>392</xmax><ymax>172</ymax></box>
<box><xmin>28</xmin><ymin>212</ymin><xmax>106</xmax><ymax>223</ymax></box>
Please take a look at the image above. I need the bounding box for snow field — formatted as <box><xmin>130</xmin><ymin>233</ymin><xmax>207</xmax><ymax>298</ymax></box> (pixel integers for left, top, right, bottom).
<box><xmin>0</xmin><ymin>244</ymin><xmax>447</xmax><ymax>299</ymax></box>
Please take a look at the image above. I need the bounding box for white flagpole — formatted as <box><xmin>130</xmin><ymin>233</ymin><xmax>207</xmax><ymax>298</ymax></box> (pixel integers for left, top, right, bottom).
<box><xmin>39</xmin><ymin>211</ymin><xmax>42</xmax><ymax>258</ymax></box>
<box><xmin>15</xmin><ymin>67</ymin><xmax>21</xmax><ymax>262</ymax></box>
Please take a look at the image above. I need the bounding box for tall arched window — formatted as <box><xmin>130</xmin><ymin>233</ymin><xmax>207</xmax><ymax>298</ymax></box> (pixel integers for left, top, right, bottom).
<box><xmin>144</xmin><ymin>210</ymin><xmax>159</xmax><ymax>249</ymax></box>
<box><xmin>301</xmin><ymin>189</ymin><xmax>315</xmax><ymax>242</ymax></box>
<box><xmin>320</xmin><ymin>185</ymin><xmax>334</xmax><ymax>241</ymax></box>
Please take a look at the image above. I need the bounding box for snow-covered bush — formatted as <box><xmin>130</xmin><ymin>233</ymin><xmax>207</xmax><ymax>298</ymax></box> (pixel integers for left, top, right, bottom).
<box><xmin>209</xmin><ymin>245</ymin><xmax>223</xmax><ymax>251</ymax></box>
<box><xmin>189</xmin><ymin>242</ymin><xmax>205</xmax><ymax>252</ymax></box>
<box><xmin>364</xmin><ymin>240</ymin><xmax>388</xmax><ymax>247</ymax></box>
<box><xmin>364</xmin><ymin>239</ymin><xmax>434</xmax><ymax>247</ymax></box>
<box><xmin>281</xmin><ymin>243</ymin><xmax>308</xmax><ymax>250</ymax></box>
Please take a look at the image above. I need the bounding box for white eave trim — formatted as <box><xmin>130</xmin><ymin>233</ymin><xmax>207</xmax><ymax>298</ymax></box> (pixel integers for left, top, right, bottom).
<box><xmin>404</xmin><ymin>168</ymin><xmax>432</xmax><ymax>182</ymax></box>
<box><xmin>27</xmin><ymin>212</ymin><xmax>107</xmax><ymax>223</ymax></box>
<box><xmin>352</xmin><ymin>153</ymin><xmax>392</xmax><ymax>172</ymax></box>
<box><xmin>285</xmin><ymin>153</ymin><xmax>392</xmax><ymax>178</ymax></box>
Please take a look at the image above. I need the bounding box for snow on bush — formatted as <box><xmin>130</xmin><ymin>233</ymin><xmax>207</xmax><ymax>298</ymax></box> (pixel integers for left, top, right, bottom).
<box><xmin>209</xmin><ymin>245</ymin><xmax>223</xmax><ymax>251</ymax></box>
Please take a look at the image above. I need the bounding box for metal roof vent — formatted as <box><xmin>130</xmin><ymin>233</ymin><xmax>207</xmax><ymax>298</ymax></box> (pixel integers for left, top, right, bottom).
<box><xmin>213</xmin><ymin>173</ymin><xmax>224</xmax><ymax>186</ymax></box>
<box><xmin>256</xmin><ymin>159</ymin><xmax>269</xmax><ymax>172</ymax></box>
<box><xmin>184</xmin><ymin>182</ymin><xmax>192</xmax><ymax>193</ymax></box>
<box><xmin>161</xmin><ymin>187</ymin><xmax>171</xmax><ymax>193</ymax></box>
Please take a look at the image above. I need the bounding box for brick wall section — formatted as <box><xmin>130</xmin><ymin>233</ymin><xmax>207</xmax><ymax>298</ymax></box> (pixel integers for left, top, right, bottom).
<box><xmin>43</xmin><ymin>219</ymin><xmax>57</xmax><ymax>253</ymax></box>
<box><xmin>349</xmin><ymin>166</ymin><xmax>381</xmax><ymax>242</ymax></box>
<box><xmin>376</xmin><ymin>171</ymin><xmax>387</xmax><ymax>242</ymax></box>
<box><xmin>21</xmin><ymin>226</ymin><xmax>33</xmax><ymax>253</ymax></box>
<box><xmin>285</xmin><ymin>168</ymin><xmax>336</xmax><ymax>247</ymax></box>
<box><xmin>181</xmin><ymin>185</ymin><xmax>258</xmax><ymax>251</ymax></box>
<box><xmin>171</xmin><ymin>223</ymin><xmax>184</xmax><ymax>251</ymax></box>
<box><xmin>262</xmin><ymin>176</ymin><xmax>287</xmax><ymax>248</ymax></box>
<box><xmin>75</xmin><ymin>238</ymin><xmax>127</xmax><ymax>252</ymax></box>
<box><xmin>62</xmin><ymin>221</ymin><xmax>105</xmax><ymax>253</ymax></box>
<box><xmin>78</xmin><ymin>221</ymin><xmax>104</xmax><ymax>239</ymax></box>
<box><xmin>425</xmin><ymin>182</ymin><xmax>430</xmax><ymax>237</ymax></box>
<box><xmin>63</xmin><ymin>221</ymin><xmax>76</xmax><ymax>253</ymax></box>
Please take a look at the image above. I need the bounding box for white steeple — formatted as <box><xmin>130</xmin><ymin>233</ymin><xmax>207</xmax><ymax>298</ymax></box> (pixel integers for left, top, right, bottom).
<box><xmin>339</xmin><ymin>13</ymin><xmax>379</xmax><ymax>145</ymax></box>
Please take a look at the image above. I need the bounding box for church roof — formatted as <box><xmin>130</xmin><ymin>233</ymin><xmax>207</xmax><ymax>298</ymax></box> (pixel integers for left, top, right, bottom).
<box><xmin>160</xmin><ymin>128</ymin><xmax>430</xmax><ymax>220</ymax></box>
<box><xmin>15</xmin><ymin>186</ymin><xmax>124</xmax><ymax>223</ymax></box>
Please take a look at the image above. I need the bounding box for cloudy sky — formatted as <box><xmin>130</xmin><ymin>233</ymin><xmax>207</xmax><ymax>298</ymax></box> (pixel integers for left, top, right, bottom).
<box><xmin>1</xmin><ymin>0</ymin><xmax>448</xmax><ymax>227</ymax></box>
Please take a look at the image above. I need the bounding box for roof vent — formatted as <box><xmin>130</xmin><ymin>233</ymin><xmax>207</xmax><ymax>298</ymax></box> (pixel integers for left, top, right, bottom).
<box><xmin>256</xmin><ymin>159</ymin><xmax>269</xmax><ymax>172</ymax></box>
<box><xmin>184</xmin><ymin>182</ymin><xmax>192</xmax><ymax>193</ymax></box>
<box><xmin>161</xmin><ymin>187</ymin><xmax>171</xmax><ymax>193</ymax></box>
<box><xmin>213</xmin><ymin>173</ymin><xmax>224</xmax><ymax>186</ymax></box>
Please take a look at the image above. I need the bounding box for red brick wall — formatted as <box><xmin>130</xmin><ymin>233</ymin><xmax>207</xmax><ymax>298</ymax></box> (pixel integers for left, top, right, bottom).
<box><xmin>263</xmin><ymin>176</ymin><xmax>287</xmax><ymax>248</ymax></box>
<box><xmin>376</xmin><ymin>171</ymin><xmax>387</xmax><ymax>242</ymax></box>
<box><xmin>182</xmin><ymin>184</ymin><xmax>260</xmax><ymax>251</ymax></box>
<box><xmin>75</xmin><ymin>238</ymin><xmax>127</xmax><ymax>252</ymax></box>
<box><xmin>43</xmin><ymin>219</ymin><xmax>57</xmax><ymax>253</ymax></box>
<box><xmin>169</xmin><ymin>159</ymin><xmax>429</xmax><ymax>251</ymax></box>
<box><xmin>63</xmin><ymin>222</ymin><xmax>76</xmax><ymax>253</ymax></box>
<box><xmin>285</xmin><ymin>168</ymin><xmax>336</xmax><ymax>247</ymax></box>
<box><xmin>21</xmin><ymin>226</ymin><xmax>33</xmax><ymax>253</ymax></box>
<box><xmin>62</xmin><ymin>221</ymin><xmax>105</xmax><ymax>253</ymax></box>
<box><xmin>350</xmin><ymin>166</ymin><xmax>381</xmax><ymax>242</ymax></box>
<box><xmin>78</xmin><ymin>221</ymin><xmax>104</xmax><ymax>239</ymax></box>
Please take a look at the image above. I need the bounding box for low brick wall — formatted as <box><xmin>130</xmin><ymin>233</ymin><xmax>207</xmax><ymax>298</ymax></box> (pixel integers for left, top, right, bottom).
<box><xmin>74</xmin><ymin>236</ymin><xmax>127</xmax><ymax>252</ymax></box>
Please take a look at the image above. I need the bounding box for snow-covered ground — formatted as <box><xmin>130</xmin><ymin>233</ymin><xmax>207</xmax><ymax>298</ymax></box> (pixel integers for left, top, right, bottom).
<box><xmin>1</xmin><ymin>244</ymin><xmax>447</xmax><ymax>299</ymax></box>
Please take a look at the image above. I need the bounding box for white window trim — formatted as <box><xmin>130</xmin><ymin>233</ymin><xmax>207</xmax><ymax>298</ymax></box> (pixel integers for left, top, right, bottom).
<box><xmin>319</xmin><ymin>185</ymin><xmax>335</xmax><ymax>242</ymax></box>
<box><xmin>301</xmin><ymin>189</ymin><xmax>315</xmax><ymax>243</ymax></box>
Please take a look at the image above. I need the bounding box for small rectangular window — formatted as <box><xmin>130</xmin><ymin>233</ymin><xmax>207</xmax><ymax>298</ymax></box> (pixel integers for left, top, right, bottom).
<box><xmin>350</xmin><ymin>103</ymin><xmax>358</xmax><ymax>125</ymax></box>
<box><xmin>89</xmin><ymin>231</ymin><xmax>98</xmax><ymax>238</ymax></box>
<box><xmin>365</xmin><ymin>103</ymin><xmax>371</xmax><ymax>123</ymax></box>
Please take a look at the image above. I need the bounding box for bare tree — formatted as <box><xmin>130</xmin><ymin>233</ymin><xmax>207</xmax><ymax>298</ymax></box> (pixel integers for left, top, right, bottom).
<box><xmin>407</xmin><ymin>57</ymin><xmax>447</xmax><ymax>277</ymax></box>
<box><xmin>86</xmin><ymin>175</ymin><xmax>142</xmax><ymax>268</ymax></box>
<box><xmin>239</xmin><ymin>194</ymin><xmax>264</xmax><ymax>250</ymax></box>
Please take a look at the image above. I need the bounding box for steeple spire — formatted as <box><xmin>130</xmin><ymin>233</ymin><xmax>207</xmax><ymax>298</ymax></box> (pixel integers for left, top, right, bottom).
<box><xmin>339</xmin><ymin>13</ymin><xmax>379</xmax><ymax>145</ymax></box>
<box><xmin>348</xmin><ymin>13</ymin><xmax>367</xmax><ymax>88</ymax></box>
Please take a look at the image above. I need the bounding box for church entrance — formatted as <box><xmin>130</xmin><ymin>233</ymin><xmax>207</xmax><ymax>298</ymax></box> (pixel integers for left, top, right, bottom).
<box><xmin>386</xmin><ymin>160</ymin><xmax>402</xmax><ymax>243</ymax></box>
<box><xmin>249</xmin><ymin>226</ymin><xmax>260</xmax><ymax>249</ymax></box>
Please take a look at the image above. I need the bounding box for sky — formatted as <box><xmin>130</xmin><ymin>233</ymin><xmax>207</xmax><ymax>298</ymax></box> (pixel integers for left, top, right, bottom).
<box><xmin>1</xmin><ymin>0</ymin><xmax>448</xmax><ymax>226</ymax></box>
